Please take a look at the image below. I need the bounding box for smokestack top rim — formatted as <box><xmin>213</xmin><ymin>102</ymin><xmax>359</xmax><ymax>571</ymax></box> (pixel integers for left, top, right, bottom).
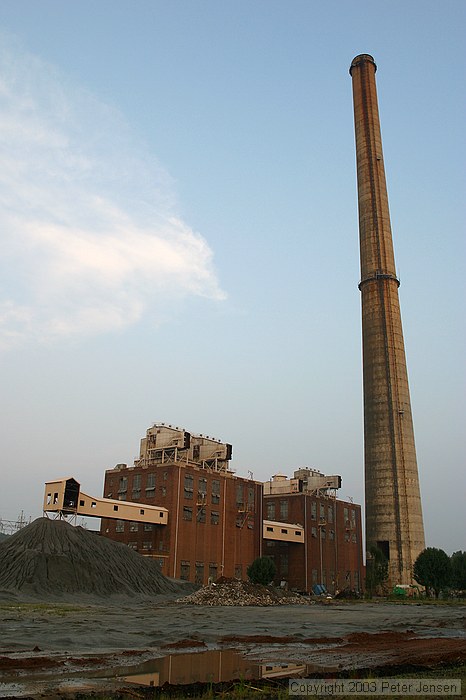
<box><xmin>349</xmin><ymin>54</ymin><xmax>377</xmax><ymax>75</ymax></box>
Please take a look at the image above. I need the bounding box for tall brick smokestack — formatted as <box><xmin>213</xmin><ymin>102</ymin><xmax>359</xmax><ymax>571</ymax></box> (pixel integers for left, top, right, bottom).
<box><xmin>349</xmin><ymin>54</ymin><xmax>425</xmax><ymax>584</ymax></box>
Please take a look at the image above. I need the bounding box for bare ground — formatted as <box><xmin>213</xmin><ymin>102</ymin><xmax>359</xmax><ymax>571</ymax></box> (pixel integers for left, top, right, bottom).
<box><xmin>0</xmin><ymin>598</ymin><xmax>464</xmax><ymax>698</ymax></box>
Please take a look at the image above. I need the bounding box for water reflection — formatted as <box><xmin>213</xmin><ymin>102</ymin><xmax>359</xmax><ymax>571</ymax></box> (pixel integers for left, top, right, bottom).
<box><xmin>115</xmin><ymin>650</ymin><xmax>306</xmax><ymax>687</ymax></box>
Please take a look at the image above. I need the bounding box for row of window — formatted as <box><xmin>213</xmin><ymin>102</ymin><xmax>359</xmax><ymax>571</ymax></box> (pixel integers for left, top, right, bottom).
<box><xmin>265</xmin><ymin>499</ymin><xmax>357</xmax><ymax>525</ymax></box>
<box><xmin>113</xmin><ymin>472</ymin><xmax>167</xmax><ymax>500</ymax></box>
<box><xmin>179</xmin><ymin>561</ymin><xmax>244</xmax><ymax>584</ymax></box>
<box><xmin>115</xmin><ymin>520</ymin><xmax>156</xmax><ymax>533</ymax></box>
<box><xmin>265</xmin><ymin>527</ymin><xmax>358</xmax><ymax>544</ymax></box>
<box><xmin>183</xmin><ymin>506</ymin><xmax>219</xmax><ymax>524</ymax></box>
<box><xmin>183</xmin><ymin>474</ymin><xmax>222</xmax><ymax>503</ymax></box>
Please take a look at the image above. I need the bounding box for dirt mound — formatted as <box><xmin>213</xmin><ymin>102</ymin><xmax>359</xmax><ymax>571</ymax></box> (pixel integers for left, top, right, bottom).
<box><xmin>177</xmin><ymin>576</ymin><xmax>314</xmax><ymax>606</ymax></box>
<box><xmin>0</xmin><ymin>517</ymin><xmax>186</xmax><ymax>599</ymax></box>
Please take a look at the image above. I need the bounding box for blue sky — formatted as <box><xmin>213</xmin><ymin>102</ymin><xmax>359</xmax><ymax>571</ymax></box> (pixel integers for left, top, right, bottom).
<box><xmin>0</xmin><ymin>1</ymin><xmax>464</xmax><ymax>553</ymax></box>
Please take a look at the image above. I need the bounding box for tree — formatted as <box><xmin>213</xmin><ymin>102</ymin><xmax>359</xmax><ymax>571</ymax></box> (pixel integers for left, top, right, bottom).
<box><xmin>413</xmin><ymin>547</ymin><xmax>452</xmax><ymax>598</ymax></box>
<box><xmin>365</xmin><ymin>545</ymin><xmax>388</xmax><ymax>597</ymax></box>
<box><xmin>450</xmin><ymin>551</ymin><xmax>466</xmax><ymax>592</ymax></box>
<box><xmin>247</xmin><ymin>556</ymin><xmax>276</xmax><ymax>585</ymax></box>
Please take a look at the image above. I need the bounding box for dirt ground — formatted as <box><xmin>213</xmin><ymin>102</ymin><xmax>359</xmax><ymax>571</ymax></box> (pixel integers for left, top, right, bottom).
<box><xmin>0</xmin><ymin>598</ymin><xmax>465</xmax><ymax>698</ymax></box>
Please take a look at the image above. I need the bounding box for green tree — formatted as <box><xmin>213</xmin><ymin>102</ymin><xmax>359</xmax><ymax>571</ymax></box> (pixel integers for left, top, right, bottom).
<box><xmin>365</xmin><ymin>545</ymin><xmax>388</xmax><ymax>597</ymax></box>
<box><xmin>450</xmin><ymin>551</ymin><xmax>466</xmax><ymax>592</ymax></box>
<box><xmin>247</xmin><ymin>556</ymin><xmax>276</xmax><ymax>585</ymax></box>
<box><xmin>413</xmin><ymin>547</ymin><xmax>452</xmax><ymax>598</ymax></box>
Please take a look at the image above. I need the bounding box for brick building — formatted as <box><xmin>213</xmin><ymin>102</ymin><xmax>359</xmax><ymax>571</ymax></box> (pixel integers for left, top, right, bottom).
<box><xmin>263</xmin><ymin>471</ymin><xmax>363</xmax><ymax>594</ymax></box>
<box><xmin>101</xmin><ymin>424</ymin><xmax>363</xmax><ymax>593</ymax></box>
<box><xmin>101</xmin><ymin>424</ymin><xmax>263</xmax><ymax>585</ymax></box>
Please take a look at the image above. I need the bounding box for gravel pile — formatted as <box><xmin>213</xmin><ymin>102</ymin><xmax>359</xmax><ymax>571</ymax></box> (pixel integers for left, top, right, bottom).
<box><xmin>0</xmin><ymin>517</ymin><xmax>189</xmax><ymax>600</ymax></box>
<box><xmin>177</xmin><ymin>577</ymin><xmax>314</xmax><ymax>606</ymax></box>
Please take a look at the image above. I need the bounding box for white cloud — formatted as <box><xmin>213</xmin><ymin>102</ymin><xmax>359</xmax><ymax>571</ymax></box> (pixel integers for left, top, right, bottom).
<box><xmin>0</xmin><ymin>36</ymin><xmax>225</xmax><ymax>348</ymax></box>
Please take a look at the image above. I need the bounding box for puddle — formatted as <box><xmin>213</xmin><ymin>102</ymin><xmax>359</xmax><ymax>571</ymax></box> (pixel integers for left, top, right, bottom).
<box><xmin>0</xmin><ymin>649</ymin><xmax>309</xmax><ymax>697</ymax></box>
<box><xmin>114</xmin><ymin>649</ymin><xmax>307</xmax><ymax>686</ymax></box>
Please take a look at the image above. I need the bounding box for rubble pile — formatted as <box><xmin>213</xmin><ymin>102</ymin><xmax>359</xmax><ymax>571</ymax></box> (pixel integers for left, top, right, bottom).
<box><xmin>178</xmin><ymin>577</ymin><xmax>314</xmax><ymax>606</ymax></box>
<box><xmin>0</xmin><ymin>517</ymin><xmax>189</xmax><ymax>600</ymax></box>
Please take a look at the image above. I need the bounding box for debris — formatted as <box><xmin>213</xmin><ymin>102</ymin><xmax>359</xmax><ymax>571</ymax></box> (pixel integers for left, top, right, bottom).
<box><xmin>177</xmin><ymin>576</ymin><xmax>315</xmax><ymax>606</ymax></box>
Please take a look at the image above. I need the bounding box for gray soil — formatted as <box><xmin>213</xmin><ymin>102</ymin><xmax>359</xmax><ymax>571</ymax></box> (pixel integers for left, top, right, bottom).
<box><xmin>0</xmin><ymin>517</ymin><xmax>190</xmax><ymax>600</ymax></box>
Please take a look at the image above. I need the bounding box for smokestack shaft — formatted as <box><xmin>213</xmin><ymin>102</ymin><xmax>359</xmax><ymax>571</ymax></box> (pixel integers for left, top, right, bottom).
<box><xmin>350</xmin><ymin>55</ymin><xmax>425</xmax><ymax>584</ymax></box>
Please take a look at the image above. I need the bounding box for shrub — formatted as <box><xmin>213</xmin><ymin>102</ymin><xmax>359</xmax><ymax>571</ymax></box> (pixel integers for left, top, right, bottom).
<box><xmin>413</xmin><ymin>547</ymin><xmax>452</xmax><ymax>598</ymax></box>
<box><xmin>247</xmin><ymin>556</ymin><xmax>276</xmax><ymax>585</ymax></box>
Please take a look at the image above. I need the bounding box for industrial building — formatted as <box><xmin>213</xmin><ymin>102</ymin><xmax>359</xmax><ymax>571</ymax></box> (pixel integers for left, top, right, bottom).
<box><xmin>100</xmin><ymin>423</ymin><xmax>263</xmax><ymax>585</ymax></box>
<box><xmin>99</xmin><ymin>423</ymin><xmax>363</xmax><ymax>593</ymax></box>
<box><xmin>263</xmin><ymin>471</ymin><xmax>362</xmax><ymax>594</ymax></box>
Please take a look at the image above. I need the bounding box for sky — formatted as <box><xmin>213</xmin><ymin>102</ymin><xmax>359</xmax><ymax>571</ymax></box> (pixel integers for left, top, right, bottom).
<box><xmin>0</xmin><ymin>1</ymin><xmax>464</xmax><ymax>553</ymax></box>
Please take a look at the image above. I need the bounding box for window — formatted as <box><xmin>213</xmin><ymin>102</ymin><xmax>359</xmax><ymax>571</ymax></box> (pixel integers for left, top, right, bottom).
<box><xmin>142</xmin><ymin>541</ymin><xmax>152</xmax><ymax>551</ymax></box>
<box><xmin>184</xmin><ymin>473</ymin><xmax>193</xmax><ymax>499</ymax></box>
<box><xmin>195</xmin><ymin>562</ymin><xmax>204</xmax><ymax>585</ymax></box>
<box><xmin>144</xmin><ymin>523</ymin><xmax>154</xmax><ymax>532</ymax></box>
<box><xmin>320</xmin><ymin>528</ymin><xmax>326</xmax><ymax>539</ymax></box>
<box><xmin>352</xmin><ymin>532</ymin><xmax>357</xmax><ymax>543</ymax></box>
<box><xmin>329</xmin><ymin>529</ymin><xmax>335</xmax><ymax>541</ymax></box>
<box><xmin>183</xmin><ymin>506</ymin><xmax>193</xmax><ymax>521</ymax></box>
<box><xmin>209</xmin><ymin>563</ymin><xmax>218</xmax><ymax>581</ymax></box>
<box><xmin>345</xmin><ymin>531</ymin><xmax>350</xmax><ymax>542</ymax></box>
<box><xmin>319</xmin><ymin>503</ymin><xmax>325</xmax><ymax>521</ymax></box>
<box><xmin>115</xmin><ymin>520</ymin><xmax>124</xmax><ymax>533</ymax></box>
<box><xmin>311</xmin><ymin>527</ymin><xmax>317</xmax><ymax>538</ymax></box>
<box><xmin>344</xmin><ymin>507</ymin><xmax>349</xmax><ymax>523</ymax></box>
<box><xmin>281</xmin><ymin>528</ymin><xmax>288</xmax><ymax>534</ymax></box>
<box><xmin>139</xmin><ymin>509</ymin><xmax>145</xmax><ymax>515</ymax></box>
<box><xmin>198</xmin><ymin>477</ymin><xmax>207</xmax><ymax>499</ymax></box>
<box><xmin>212</xmin><ymin>479</ymin><xmax>220</xmax><ymax>505</ymax></box>
<box><xmin>248</xmin><ymin>487</ymin><xmax>254</xmax><ymax>506</ymax></box>
<box><xmin>328</xmin><ymin>505</ymin><xmax>334</xmax><ymax>523</ymax></box>
<box><xmin>236</xmin><ymin>483</ymin><xmax>244</xmax><ymax>506</ymax></box>
<box><xmin>266</xmin><ymin>541</ymin><xmax>275</xmax><ymax>548</ymax></box>
<box><xmin>113</xmin><ymin>505</ymin><xmax>118</xmax><ymax>512</ymax></box>
<box><xmin>211</xmin><ymin>511</ymin><xmax>219</xmax><ymax>525</ymax></box>
<box><xmin>311</xmin><ymin>501</ymin><xmax>317</xmax><ymax>520</ymax></box>
<box><xmin>180</xmin><ymin>561</ymin><xmax>190</xmax><ymax>581</ymax></box>
<box><xmin>145</xmin><ymin>472</ymin><xmax>156</xmax><ymax>497</ymax></box>
<box><xmin>266</xmin><ymin>526</ymin><xmax>273</xmax><ymax>532</ymax></box>
<box><xmin>234</xmin><ymin>565</ymin><xmax>242</xmax><ymax>579</ymax></box>
<box><xmin>266</xmin><ymin>501</ymin><xmax>275</xmax><ymax>519</ymax></box>
<box><xmin>280</xmin><ymin>499</ymin><xmax>288</xmax><ymax>519</ymax></box>
<box><xmin>295</xmin><ymin>530</ymin><xmax>302</xmax><ymax>537</ymax></box>
<box><xmin>351</xmin><ymin>509</ymin><xmax>356</xmax><ymax>528</ymax></box>
<box><xmin>118</xmin><ymin>476</ymin><xmax>128</xmax><ymax>501</ymax></box>
<box><xmin>79</xmin><ymin>500</ymin><xmax>85</xmax><ymax>507</ymax></box>
<box><xmin>131</xmin><ymin>474</ymin><xmax>141</xmax><ymax>499</ymax></box>
<box><xmin>312</xmin><ymin>568</ymin><xmax>318</xmax><ymax>584</ymax></box>
<box><xmin>161</xmin><ymin>486</ymin><xmax>167</xmax><ymax>497</ymax></box>
<box><xmin>280</xmin><ymin>553</ymin><xmax>289</xmax><ymax>576</ymax></box>
<box><xmin>129</xmin><ymin>521</ymin><xmax>138</xmax><ymax>532</ymax></box>
<box><xmin>197</xmin><ymin>507</ymin><xmax>206</xmax><ymax>523</ymax></box>
<box><xmin>128</xmin><ymin>542</ymin><xmax>137</xmax><ymax>550</ymax></box>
